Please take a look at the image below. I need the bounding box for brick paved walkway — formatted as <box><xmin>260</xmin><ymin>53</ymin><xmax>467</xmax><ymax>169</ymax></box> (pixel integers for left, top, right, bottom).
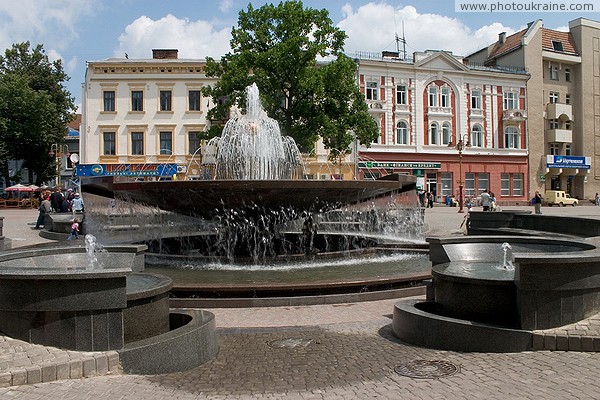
<box><xmin>1</xmin><ymin>207</ymin><xmax>600</xmax><ymax>399</ymax></box>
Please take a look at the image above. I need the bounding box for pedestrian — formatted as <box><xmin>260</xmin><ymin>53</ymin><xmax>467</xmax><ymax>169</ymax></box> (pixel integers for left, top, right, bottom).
<box><xmin>50</xmin><ymin>189</ymin><xmax>63</xmax><ymax>213</ymax></box>
<box><xmin>480</xmin><ymin>189</ymin><xmax>491</xmax><ymax>211</ymax></box>
<box><xmin>595</xmin><ymin>193</ymin><xmax>599</xmax><ymax>206</ymax></box>
<box><xmin>428</xmin><ymin>192</ymin><xmax>434</xmax><ymax>208</ymax></box>
<box><xmin>67</xmin><ymin>218</ymin><xmax>80</xmax><ymax>240</ymax></box>
<box><xmin>532</xmin><ymin>190</ymin><xmax>543</xmax><ymax>214</ymax></box>
<box><xmin>34</xmin><ymin>196</ymin><xmax>51</xmax><ymax>229</ymax></box>
<box><xmin>71</xmin><ymin>192</ymin><xmax>84</xmax><ymax>213</ymax></box>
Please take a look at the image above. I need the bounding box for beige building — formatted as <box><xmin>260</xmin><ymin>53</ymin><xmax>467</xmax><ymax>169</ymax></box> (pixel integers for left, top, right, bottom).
<box><xmin>466</xmin><ymin>18</ymin><xmax>600</xmax><ymax>201</ymax></box>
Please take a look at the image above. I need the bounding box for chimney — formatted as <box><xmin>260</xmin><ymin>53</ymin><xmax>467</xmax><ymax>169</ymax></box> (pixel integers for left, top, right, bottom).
<box><xmin>152</xmin><ymin>49</ymin><xmax>178</xmax><ymax>59</ymax></box>
<box><xmin>498</xmin><ymin>32</ymin><xmax>506</xmax><ymax>44</ymax></box>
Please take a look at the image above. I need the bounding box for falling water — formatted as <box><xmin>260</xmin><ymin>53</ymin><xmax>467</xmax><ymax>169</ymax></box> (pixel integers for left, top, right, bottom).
<box><xmin>501</xmin><ymin>242</ymin><xmax>514</xmax><ymax>270</ymax></box>
<box><xmin>205</xmin><ymin>83</ymin><xmax>304</xmax><ymax>180</ymax></box>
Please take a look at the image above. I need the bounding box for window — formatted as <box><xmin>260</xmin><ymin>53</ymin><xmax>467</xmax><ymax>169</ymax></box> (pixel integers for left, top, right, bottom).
<box><xmin>396</xmin><ymin>121</ymin><xmax>408</xmax><ymax>144</ymax></box>
<box><xmin>501</xmin><ymin>173</ymin><xmax>510</xmax><ymax>196</ymax></box>
<box><xmin>131</xmin><ymin>132</ymin><xmax>144</xmax><ymax>155</ymax></box>
<box><xmin>471</xmin><ymin>89</ymin><xmax>481</xmax><ymax>109</ymax></box>
<box><xmin>565</xmin><ymin>68</ymin><xmax>571</xmax><ymax>82</ymax></box>
<box><xmin>103</xmin><ymin>91</ymin><xmax>115</xmax><ymax>112</ymax></box>
<box><xmin>565</xmin><ymin>94</ymin><xmax>571</xmax><ymax>105</ymax></box>
<box><xmin>513</xmin><ymin>174</ymin><xmax>523</xmax><ymax>195</ymax></box>
<box><xmin>550</xmin><ymin>143</ymin><xmax>560</xmax><ymax>155</ymax></box>
<box><xmin>503</xmin><ymin>91</ymin><xmax>517</xmax><ymax>110</ymax></box>
<box><xmin>441</xmin><ymin>87</ymin><xmax>450</xmax><ymax>108</ymax></box>
<box><xmin>189</xmin><ymin>90</ymin><xmax>201</xmax><ymax>111</ymax></box>
<box><xmin>566</xmin><ymin>144</ymin><xmax>571</xmax><ymax>155</ymax></box>
<box><xmin>565</xmin><ymin>120</ymin><xmax>572</xmax><ymax>130</ymax></box>
<box><xmin>552</xmin><ymin>40</ymin><xmax>564</xmax><ymax>51</ymax></box>
<box><xmin>549</xmin><ymin>92</ymin><xmax>559</xmax><ymax>104</ymax></box>
<box><xmin>159</xmin><ymin>90</ymin><xmax>172</xmax><ymax>111</ymax></box>
<box><xmin>471</xmin><ymin>124</ymin><xmax>484</xmax><ymax>147</ymax></box>
<box><xmin>550</xmin><ymin>64</ymin><xmax>559</xmax><ymax>80</ymax></box>
<box><xmin>504</xmin><ymin>127</ymin><xmax>519</xmax><ymax>149</ymax></box>
<box><xmin>131</xmin><ymin>90</ymin><xmax>143</xmax><ymax>111</ymax></box>
<box><xmin>442</xmin><ymin>122</ymin><xmax>451</xmax><ymax>145</ymax></box>
<box><xmin>478</xmin><ymin>173</ymin><xmax>489</xmax><ymax>193</ymax></box>
<box><xmin>428</xmin><ymin>86</ymin><xmax>438</xmax><ymax>107</ymax></box>
<box><xmin>465</xmin><ymin>173</ymin><xmax>475</xmax><ymax>196</ymax></box>
<box><xmin>429</xmin><ymin>122</ymin><xmax>439</xmax><ymax>145</ymax></box>
<box><xmin>440</xmin><ymin>173</ymin><xmax>453</xmax><ymax>196</ymax></box>
<box><xmin>103</xmin><ymin>132</ymin><xmax>116</xmax><ymax>155</ymax></box>
<box><xmin>396</xmin><ymin>85</ymin><xmax>407</xmax><ymax>105</ymax></box>
<box><xmin>159</xmin><ymin>131</ymin><xmax>172</xmax><ymax>154</ymax></box>
<box><xmin>366</xmin><ymin>81</ymin><xmax>378</xmax><ymax>100</ymax></box>
<box><xmin>188</xmin><ymin>131</ymin><xmax>201</xmax><ymax>155</ymax></box>
<box><xmin>549</xmin><ymin>119</ymin><xmax>559</xmax><ymax>129</ymax></box>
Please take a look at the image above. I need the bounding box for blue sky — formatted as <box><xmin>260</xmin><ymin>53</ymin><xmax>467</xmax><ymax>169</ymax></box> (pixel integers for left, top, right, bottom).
<box><xmin>1</xmin><ymin>0</ymin><xmax>599</xmax><ymax>110</ymax></box>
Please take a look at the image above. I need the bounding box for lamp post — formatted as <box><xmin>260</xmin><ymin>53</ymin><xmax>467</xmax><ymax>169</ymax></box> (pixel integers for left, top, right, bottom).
<box><xmin>448</xmin><ymin>135</ymin><xmax>470</xmax><ymax>213</ymax></box>
<box><xmin>49</xmin><ymin>144</ymin><xmax>70</xmax><ymax>189</ymax></box>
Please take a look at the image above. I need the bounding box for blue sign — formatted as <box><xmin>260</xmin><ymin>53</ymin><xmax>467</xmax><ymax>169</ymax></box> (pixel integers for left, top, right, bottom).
<box><xmin>547</xmin><ymin>156</ymin><xmax>590</xmax><ymax>169</ymax></box>
<box><xmin>76</xmin><ymin>163</ymin><xmax>179</xmax><ymax>177</ymax></box>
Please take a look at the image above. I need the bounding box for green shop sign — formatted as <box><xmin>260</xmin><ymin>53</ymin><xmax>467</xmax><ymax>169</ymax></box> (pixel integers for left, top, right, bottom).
<box><xmin>358</xmin><ymin>162</ymin><xmax>441</xmax><ymax>169</ymax></box>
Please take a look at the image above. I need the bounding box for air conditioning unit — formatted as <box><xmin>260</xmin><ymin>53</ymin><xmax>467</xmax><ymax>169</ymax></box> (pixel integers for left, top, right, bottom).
<box><xmin>176</xmin><ymin>165</ymin><xmax>187</xmax><ymax>173</ymax></box>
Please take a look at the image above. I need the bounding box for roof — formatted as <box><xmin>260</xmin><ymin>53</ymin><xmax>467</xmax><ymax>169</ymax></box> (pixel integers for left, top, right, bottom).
<box><xmin>486</xmin><ymin>29</ymin><xmax>527</xmax><ymax>60</ymax></box>
<box><xmin>541</xmin><ymin>28</ymin><xmax>578</xmax><ymax>55</ymax></box>
<box><xmin>67</xmin><ymin>114</ymin><xmax>81</xmax><ymax>131</ymax></box>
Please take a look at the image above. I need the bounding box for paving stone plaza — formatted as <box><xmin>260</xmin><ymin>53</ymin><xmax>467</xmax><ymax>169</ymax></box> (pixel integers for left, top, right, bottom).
<box><xmin>1</xmin><ymin>206</ymin><xmax>600</xmax><ymax>399</ymax></box>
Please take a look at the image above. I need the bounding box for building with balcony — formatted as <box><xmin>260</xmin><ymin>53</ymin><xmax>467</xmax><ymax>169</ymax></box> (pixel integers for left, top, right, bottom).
<box><xmin>355</xmin><ymin>50</ymin><xmax>529</xmax><ymax>205</ymax></box>
<box><xmin>466</xmin><ymin>18</ymin><xmax>600</xmax><ymax>201</ymax></box>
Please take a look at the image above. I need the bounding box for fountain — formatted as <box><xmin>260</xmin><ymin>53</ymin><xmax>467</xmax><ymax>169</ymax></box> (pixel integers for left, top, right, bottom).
<box><xmin>393</xmin><ymin>235</ymin><xmax>600</xmax><ymax>352</ymax></box>
<box><xmin>80</xmin><ymin>82</ymin><xmax>425</xmax><ymax>302</ymax></box>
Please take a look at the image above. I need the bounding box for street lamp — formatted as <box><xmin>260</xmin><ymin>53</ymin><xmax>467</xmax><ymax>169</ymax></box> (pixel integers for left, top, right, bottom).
<box><xmin>49</xmin><ymin>144</ymin><xmax>70</xmax><ymax>189</ymax></box>
<box><xmin>448</xmin><ymin>134</ymin><xmax>471</xmax><ymax>213</ymax></box>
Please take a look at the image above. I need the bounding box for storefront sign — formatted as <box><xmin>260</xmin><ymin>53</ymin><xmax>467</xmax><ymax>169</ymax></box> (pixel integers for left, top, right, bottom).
<box><xmin>358</xmin><ymin>161</ymin><xmax>441</xmax><ymax>169</ymax></box>
<box><xmin>546</xmin><ymin>155</ymin><xmax>590</xmax><ymax>169</ymax></box>
<box><xmin>76</xmin><ymin>163</ymin><xmax>179</xmax><ymax>177</ymax></box>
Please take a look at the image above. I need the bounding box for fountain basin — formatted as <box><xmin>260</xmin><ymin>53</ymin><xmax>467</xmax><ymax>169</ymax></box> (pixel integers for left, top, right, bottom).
<box><xmin>393</xmin><ymin>235</ymin><xmax>600</xmax><ymax>352</ymax></box>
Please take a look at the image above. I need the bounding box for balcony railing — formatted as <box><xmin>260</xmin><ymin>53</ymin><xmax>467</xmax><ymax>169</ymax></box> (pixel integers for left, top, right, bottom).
<box><xmin>546</xmin><ymin>102</ymin><xmax>572</xmax><ymax>121</ymax></box>
<box><xmin>547</xmin><ymin>129</ymin><xmax>572</xmax><ymax>143</ymax></box>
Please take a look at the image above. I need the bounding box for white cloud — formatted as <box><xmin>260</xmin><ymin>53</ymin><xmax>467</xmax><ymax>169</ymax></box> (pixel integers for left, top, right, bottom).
<box><xmin>338</xmin><ymin>3</ymin><xmax>516</xmax><ymax>57</ymax></box>
<box><xmin>116</xmin><ymin>14</ymin><xmax>232</xmax><ymax>59</ymax></box>
<box><xmin>219</xmin><ymin>0</ymin><xmax>234</xmax><ymax>13</ymax></box>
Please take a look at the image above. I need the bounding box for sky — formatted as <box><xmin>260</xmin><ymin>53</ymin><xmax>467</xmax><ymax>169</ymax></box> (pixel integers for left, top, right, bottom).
<box><xmin>1</xmin><ymin>0</ymin><xmax>599</xmax><ymax>111</ymax></box>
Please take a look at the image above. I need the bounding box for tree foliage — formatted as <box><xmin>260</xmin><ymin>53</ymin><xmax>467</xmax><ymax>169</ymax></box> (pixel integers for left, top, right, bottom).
<box><xmin>203</xmin><ymin>1</ymin><xmax>377</xmax><ymax>157</ymax></box>
<box><xmin>0</xmin><ymin>42</ymin><xmax>75</xmax><ymax>186</ymax></box>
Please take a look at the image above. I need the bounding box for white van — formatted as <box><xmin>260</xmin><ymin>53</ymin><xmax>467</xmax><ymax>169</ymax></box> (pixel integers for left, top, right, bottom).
<box><xmin>544</xmin><ymin>190</ymin><xmax>578</xmax><ymax>207</ymax></box>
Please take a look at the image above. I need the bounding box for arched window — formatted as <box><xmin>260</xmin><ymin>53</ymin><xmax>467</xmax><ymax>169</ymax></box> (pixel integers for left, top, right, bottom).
<box><xmin>442</xmin><ymin>122</ymin><xmax>451</xmax><ymax>145</ymax></box>
<box><xmin>396</xmin><ymin>121</ymin><xmax>408</xmax><ymax>145</ymax></box>
<box><xmin>430</xmin><ymin>122</ymin><xmax>439</xmax><ymax>145</ymax></box>
<box><xmin>504</xmin><ymin>126</ymin><xmax>519</xmax><ymax>149</ymax></box>
<box><xmin>471</xmin><ymin>124</ymin><xmax>484</xmax><ymax>147</ymax></box>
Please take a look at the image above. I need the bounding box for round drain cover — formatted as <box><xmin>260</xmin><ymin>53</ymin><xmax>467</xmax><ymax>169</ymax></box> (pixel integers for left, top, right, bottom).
<box><xmin>267</xmin><ymin>338</ymin><xmax>317</xmax><ymax>349</ymax></box>
<box><xmin>394</xmin><ymin>360</ymin><xmax>460</xmax><ymax>379</ymax></box>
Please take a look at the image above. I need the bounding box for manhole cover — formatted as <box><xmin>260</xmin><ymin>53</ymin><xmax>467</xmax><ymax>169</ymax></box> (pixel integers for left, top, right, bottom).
<box><xmin>267</xmin><ymin>338</ymin><xmax>317</xmax><ymax>349</ymax></box>
<box><xmin>394</xmin><ymin>360</ymin><xmax>460</xmax><ymax>379</ymax></box>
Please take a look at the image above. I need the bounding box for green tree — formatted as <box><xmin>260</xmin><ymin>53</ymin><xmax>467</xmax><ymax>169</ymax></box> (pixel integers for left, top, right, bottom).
<box><xmin>0</xmin><ymin>42</ymin><xmax>75</xmax><ymax>186</ymax></box>
<box><xmin>203</xmin><ymin>1</ymin><xmax>377</xmax><ymax>157</ymax></box>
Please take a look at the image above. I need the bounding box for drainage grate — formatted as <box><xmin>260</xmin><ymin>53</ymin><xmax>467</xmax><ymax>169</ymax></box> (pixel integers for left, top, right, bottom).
<box><xmin>394</xmin><ymin>360</ymin><xmax>460</xmax><ymax>379</ymax></box>
<box><xmin>267</xmin><ymin>338</ymin><xmax>318</xmax><ymax>349</ymax></box>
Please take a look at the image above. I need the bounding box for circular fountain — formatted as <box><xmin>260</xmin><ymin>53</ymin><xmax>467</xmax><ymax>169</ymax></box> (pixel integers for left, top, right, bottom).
<box><xmin>81</xmin><ymin>83</ymin><xmax>425</xmax><ymax>304</ymax></box>
<box><xmin>393</xmin><ymin>235</ymin><xmax>600</xmax><ymax>352</ymax></box>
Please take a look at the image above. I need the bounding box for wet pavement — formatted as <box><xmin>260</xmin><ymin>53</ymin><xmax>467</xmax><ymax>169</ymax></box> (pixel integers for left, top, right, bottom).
<box><xmin>1</xmin><ymin>205</ymin><xmax>600</xmax><ymax>399</ymax></box>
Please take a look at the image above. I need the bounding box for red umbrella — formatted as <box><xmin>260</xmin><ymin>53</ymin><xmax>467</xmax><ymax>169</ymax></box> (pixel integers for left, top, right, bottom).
<box><xmin>4</xmin><ymin>184</ymin><xmax>33</xmax><ymax>192</ymax></box>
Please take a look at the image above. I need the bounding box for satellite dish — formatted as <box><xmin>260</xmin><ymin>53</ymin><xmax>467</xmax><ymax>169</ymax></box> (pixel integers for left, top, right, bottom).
<box><xmin>70</xmin><ymin>153</ymin><xmax>80</xmax><ymax>164</ymax></box>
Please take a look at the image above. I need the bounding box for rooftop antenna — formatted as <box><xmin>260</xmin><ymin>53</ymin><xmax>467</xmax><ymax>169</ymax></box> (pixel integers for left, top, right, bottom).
<box><xmin>396</xmin><ymin>22</ymin><xmax>407</xmax><ymax>60</ymax></box>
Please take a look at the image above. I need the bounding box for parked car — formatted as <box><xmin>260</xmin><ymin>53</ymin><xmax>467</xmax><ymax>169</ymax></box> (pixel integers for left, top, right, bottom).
<box><xmin>544</xmin><ymin>190</ymin><xmax>578</xmax><ymax>207</ymax></box>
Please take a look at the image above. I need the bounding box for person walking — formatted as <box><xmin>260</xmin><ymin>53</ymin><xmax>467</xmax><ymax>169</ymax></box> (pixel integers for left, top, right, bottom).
<box><xmin>67</xmin><ymin>218</ymin><xmax>80</xmax><ymax>240</ymax></box>
<box><xmin>532</xmin><ymin>190</ymin><xmax>543</xmax><ymax>214</ymax></box>
<box><xmin>595</xmin><ymin>192</ymin><xmax>599</xmax><ymax>206</ymax></box>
